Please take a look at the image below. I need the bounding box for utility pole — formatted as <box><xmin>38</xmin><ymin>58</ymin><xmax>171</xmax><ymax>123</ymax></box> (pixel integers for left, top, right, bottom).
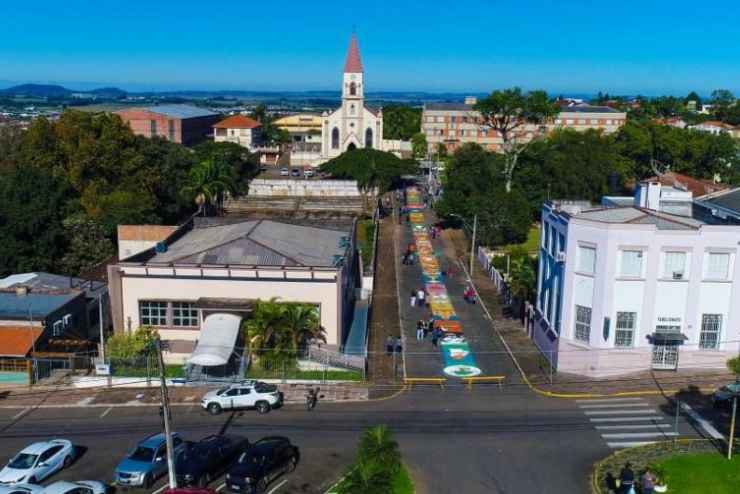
<box><xmin>98</xmin><ymin>294</ymin><xmax>105</xmax><ymax>362</ymax></box>
<box><xmin>469</xmin><ymin>214</ymin><xmax>477</xmax><ymax>277</ymax></box>
<box><xmin>155</xmin><ymin>338</ymin><xmax>177</xmax><ymax>489</ymax></box>
<box><xmin>729</xmin><ymin>395</ymin><xmax>737</xmax><ymax>460</ymax></box>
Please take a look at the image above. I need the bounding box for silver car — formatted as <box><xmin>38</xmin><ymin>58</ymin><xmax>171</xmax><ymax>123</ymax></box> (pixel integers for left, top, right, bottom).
<box><xmin>41</xmin><ymin>482</ymin><xmax>106</xmax><ymax>494</ymax></box>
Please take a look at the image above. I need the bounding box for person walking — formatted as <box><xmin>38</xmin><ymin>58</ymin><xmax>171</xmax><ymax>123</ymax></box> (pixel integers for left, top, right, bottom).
<box><xmin>395</xmin><ymin>336</ymin><xmax>403</xmax><ymax>354</ymax></box>
<box><xmin>410</xmin><ymin>290</ymin><xmax>416</xmax><ymax>307</ymax></box>
<box><xmin>431</xmin><ymin>327</ymin><xmax>442</xmax><ymax>348</ymax></box>
<box><xmin>417</xmin><ymin>288</ymin><xmax>425</xmax><ymax>307</ymax></box>
<box><xmin>385</xmin><ymin>335</ymin><xmax>394</xmax><ymax>356</ymax></box>
<box><xmin>640</xmin><ymin>468</ymin><xmax>656</xmax><ymax>494</ymax></box>
<box><xmin>416</xmin><ymin>321</ymin><xmax>424</xmax><ymax>341</ymax></box>
<box><xmin>427</xmin><ymin>317</ymin><xmax>435</xmax><ymax>338</ymax></box>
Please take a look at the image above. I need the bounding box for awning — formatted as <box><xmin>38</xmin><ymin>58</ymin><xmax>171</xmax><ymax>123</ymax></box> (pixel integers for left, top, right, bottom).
<box><xmin>647</xmin><ymin>332</ymin><xmax>688</xmax><ymax>345</ymax></box>
<box><xmin>188</xmin><ymin>313</ymin><xmax>242</xmax><ymax>366</ymax></box>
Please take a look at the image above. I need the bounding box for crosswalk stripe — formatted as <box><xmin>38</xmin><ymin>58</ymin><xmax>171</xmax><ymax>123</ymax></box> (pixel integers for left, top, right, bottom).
<box><xmin>590</xmin><ymin>416</ymin><xmax>665</xmax><ymax>422</ymax></box>
<box><xmin>578</xmin><ymin>403</ymin><xmax>652</xmax><ymax>409</ymax></box>
<box><xmin>584</xmin><ymin>409</ymin><xmax>658</xmax><ymax>415</ymax></box>
<box><xmin>606</xmin><ymin>441</ymin><xmax>656</xmax><ymax>449</ymax></box>
<box><xmin>596</xmin><ymin>424</ymin><xmax>672</xmax><ymax>430</ymax></box>
<box><xmin>575</xmin><ymin>398</ymin><xmax>645</xmax><ymax>403</ymax></box>
<box><xmin>602</xmin><ymin>432</ymin><xmax>679</xmax><ymax>439</ymax></box>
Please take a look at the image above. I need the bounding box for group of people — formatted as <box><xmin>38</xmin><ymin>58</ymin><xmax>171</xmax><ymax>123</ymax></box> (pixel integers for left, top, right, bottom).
<box><xmin>385</xmin><ymin>336</ymin><xmax>403</xmax><ymax>356</ymax></box>
<box><xmin>415</xmin><ymin>319</ymin><xmax>445</xmax><ymax>347</ymax></box>
<box><xmin>409</xmin><ymin>287</ymin><xmax>427</xmax><ymax>307</ymax></box>
<box><xmin>463</xmin><ymin>285</ymin><xmax>477</xmax><ymax>304</ymax></box>
<box><xmin>401</xmin><ymin>249</ymin><xmax>417</xmax><ymax>265</ymax></box>
<box><xmin>609</xmin><ymin>462</ymin><xmax>659</xmax><ymax>494</ymax></box>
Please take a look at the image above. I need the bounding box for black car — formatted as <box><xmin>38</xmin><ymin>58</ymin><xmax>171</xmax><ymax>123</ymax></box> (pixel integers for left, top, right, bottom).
<box><xmin>225</xmin><ymin>437</ymin><xmax>299</xmax><ymax>493</ymax></box>
<box><xmin>176</xmin><ymin>434</ymin><xmax>249</xmax><ymax>487</ymax></box>
<box><xmin>290</xmin><ymin>168</ymin><xmax>300</xmax><ymax>177</ymax></box>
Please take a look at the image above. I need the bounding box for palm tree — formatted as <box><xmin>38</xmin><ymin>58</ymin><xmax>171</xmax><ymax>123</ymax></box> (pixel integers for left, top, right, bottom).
<box><xmin>243</xmin><ymin>298</ymin><xmax>286</xmax><ymax>361</ymax></box>
<box><xmin>280</xmin><ymin>304</ymin><xmax>325</xmax><ymax>353</ymax></box>
<box><xmin>180</xmin><ymin>158</ymin><xmax>236</xmax><ymax>214</ymax></box>
<box><xmin>341</xmin><ymin>458</ymin><xmax>392</xmax><ymax>494</ymax></box>
<box><xmin>357</xmin><ymin>425</ymin><xmax>401</xmax><ymax>475</ymax></box>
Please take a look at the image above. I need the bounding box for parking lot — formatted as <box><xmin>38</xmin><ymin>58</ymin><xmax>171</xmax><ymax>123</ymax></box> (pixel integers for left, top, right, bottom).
<box><xmin>0</xmin><ymin>403</ymin><xmax>357</xmax><ymax>494</ymax></box>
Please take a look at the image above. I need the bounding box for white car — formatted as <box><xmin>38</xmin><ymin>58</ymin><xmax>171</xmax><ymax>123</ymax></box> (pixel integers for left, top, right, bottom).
<box><xmin>0</xmin><ymin>440</ymin><xmax>74</xmax><ymax>484</ymax></box>
<box><xmin>201</xmin><ymin>382</ymin><xmax>283</xmax><ymax>415</ymax></box>
<box><xmin>279</xmin><ymin>167</ymin><xmax>289</xmax><ymax>176</ymax></box>
<box><xmin>0</xmin><ymin>484</ymin><xmax>43</xmax><ymax>494</ymax></box>
<box><xmin>41</xmin><ymin>481</ymin><xmax>106</xmax><ymax>494</ymax></box>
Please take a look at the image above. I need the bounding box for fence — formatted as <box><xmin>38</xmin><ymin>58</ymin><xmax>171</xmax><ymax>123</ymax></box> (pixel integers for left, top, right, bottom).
<box><xmin>477</xmin><ymin>247</ymin><xmax>512</xmax><ymax>306</ymax></box>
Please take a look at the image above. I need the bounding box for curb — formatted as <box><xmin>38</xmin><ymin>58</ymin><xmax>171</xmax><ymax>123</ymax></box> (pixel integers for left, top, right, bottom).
<box><xmin>460</xmin><ymin>260</ymin><xmax>719</xmax><ymax>400</ymax></box>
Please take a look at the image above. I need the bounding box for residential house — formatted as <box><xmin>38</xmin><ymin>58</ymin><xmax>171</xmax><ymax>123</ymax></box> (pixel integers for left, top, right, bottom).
<box><xmin>213</xmin><ymin>115</ymin><xmax>262</xmax><ymax>150</ymax></box>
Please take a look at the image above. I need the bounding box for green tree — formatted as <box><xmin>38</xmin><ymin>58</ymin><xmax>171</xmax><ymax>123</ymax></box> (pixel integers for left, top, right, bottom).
<box><xmin>60</xmin><ymin>213</ymin><xmax>116</xmax><ymax>276</ymax></box>
<box><xmin>474</xmin><ymin>87</ymin><xmax>560</xmax><ymax>192</ymax></box>
<box><xmin>181</xmin><ymin>158</ymin><xmax>237</xmax><ymax>214</ymax></box>
<box><xmin>710</xmin><ymin>89</ymin><xmax>736</xmax><ymax>121</ymax></box>
<box><xmin>684</xmin><ymin>91</ymin><xmax>702</xmax><ymax>111</ymax></box>
<box><xmin>0</xmin><ymin>166</ymin><xmax>74</xmax><ymax>276</ymax></box>
<box><xmin>194</xmin><ymin>141</ymin><xmax>259</xmax><ymax>194</ymax></box>
<box><xmin>509</xmin><ymin>256</ymin><xmax>537</xmax><ymax>302</ymax></box>
<box><xmin>244</xmin><ymin>298</ymin><xmax>287</xmax><ymax>357</ymax></box>
<box><xmin>728</xmin><ymin>357</ymin><xmax>740</xmax><ymax>380</ymax></box>
<box><xmin>106</xmin><ymin>326</ymin><xmax>158</xmax><ymax>360</ymax></box>
<box><xmin>341</xmin><ymin>425</ymin><xmax>402</xmax><ymax>494</ymax></box>
<box><xmin>279</xmin><ymin>304</ymin><xmax>325</xmax><ymax>352</ymax></box>
<box><xmin>382</xmin><ymin>105</ymin><xmax>422</xmax><ymax>140</ymax></box>
<box><xmin>411</xmin><ymin>132</ymin><xmax>428</xmax><ymax>159</ymax></box>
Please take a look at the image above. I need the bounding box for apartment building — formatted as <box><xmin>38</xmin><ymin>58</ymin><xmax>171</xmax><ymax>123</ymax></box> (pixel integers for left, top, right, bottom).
<box><xmin>116</xmin><ymin>104</ymin><xmax>221</xmax><ymax>146</ymax></box>
<box><xmin>534</xmin><ymin>190</ymin><xmax>740</xmax><ymax>377</ymax></box>
<box><xmin>421</xmin><ymin>99</ymin><xmax>627</xmax><ymax>154</ymax></box>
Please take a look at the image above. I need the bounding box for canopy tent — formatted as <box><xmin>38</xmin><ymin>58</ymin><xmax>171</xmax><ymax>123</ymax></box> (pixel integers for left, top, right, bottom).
<box><xmin>188</xmin><ymin>313</ymin><xmax>242</xmax><ymax>366</ymax></box>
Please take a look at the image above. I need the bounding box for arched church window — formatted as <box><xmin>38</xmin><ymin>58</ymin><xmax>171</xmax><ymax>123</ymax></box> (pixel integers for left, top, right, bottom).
<box><xmin>350</xmin><ymin>104</ymin><xmax>355</xmax><ymax>115</ymax></box>
<box><xmin>365</xmin><ymin>128</ymin><xmax>373</xmax><ymax>148</ymax></box>
<box><xmin>332</xmin><ymin>128</ymin><xmax>340</xmax><ymax>149</ymax></box>
<box><xmin>349</xmin><ymin>82</ymin><xmax>357</xmax><ymax>96</ymax></box>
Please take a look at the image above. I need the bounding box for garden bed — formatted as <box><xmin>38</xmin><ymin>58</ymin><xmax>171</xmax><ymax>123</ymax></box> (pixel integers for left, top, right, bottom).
<box><xmin>330</xmin><ymin>463</ymin><xmax>414</xmax><ymax>494</ymax></box>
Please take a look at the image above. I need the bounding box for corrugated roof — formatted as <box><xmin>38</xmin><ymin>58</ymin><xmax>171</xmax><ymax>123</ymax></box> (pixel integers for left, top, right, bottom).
<box><xmin>0</xmin><ymin>326</ymin><xmax>43</xmax><ymax>357</ymax></box>
<box><xmin>700</xmin><ymin>188</ymin><xmax>740</xmax><ymax>213</ymax></box>
<box><xmin>0</xmin><ymin>272</ymin><xmax>106</xmax><ymax>298</ymax></box>
<box><xmin>0</xmin><ymin>291</ymin><xmax>80</xmax><ymax>319</ymax></box>
<box><xmin>147</xmin><ymin>219</ymin><xmax>351</xmax><ymax>267</ymax></box>
<box><xmin>143</xmin><ymin>104</ymin><xmax>218</xmax><ymax>119</ymax></box>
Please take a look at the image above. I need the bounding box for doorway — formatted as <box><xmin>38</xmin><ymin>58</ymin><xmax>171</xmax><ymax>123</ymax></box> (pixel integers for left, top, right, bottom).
<box><xmin>651</xmin><ymin>344</ymin><xmax>679</xmax><ymax>370</ymax></box>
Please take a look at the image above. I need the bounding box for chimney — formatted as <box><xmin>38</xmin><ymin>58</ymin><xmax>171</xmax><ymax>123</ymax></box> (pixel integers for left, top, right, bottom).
<box><xmin>15</xmin><ymin>286</ymin><xmax>28</xmax><ymax>297</ymax></box>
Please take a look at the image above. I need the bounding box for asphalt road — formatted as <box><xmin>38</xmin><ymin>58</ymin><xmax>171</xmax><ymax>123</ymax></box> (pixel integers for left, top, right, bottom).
<box><xmin>0</xmin><ymin>384</ymin><xmax>666</xmax><ymax>494</ymax></box>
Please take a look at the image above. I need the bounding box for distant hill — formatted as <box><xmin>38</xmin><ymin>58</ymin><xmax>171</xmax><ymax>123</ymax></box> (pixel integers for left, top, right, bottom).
<box><xmin>1</xmin><ymin>83</ymin><xmax>73</xmax><ymax>98</ymax></box>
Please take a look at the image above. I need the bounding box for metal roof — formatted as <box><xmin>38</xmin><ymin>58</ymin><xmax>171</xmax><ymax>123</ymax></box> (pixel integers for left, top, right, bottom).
<box><xmin>0</xmin><ymin>291</ymin><xmax>80</xmax><ymax>320</ymax></box>
<box><xmin>143</xmin><ymin>104</ymin><xmax>218</xmax><ymax>119</ymax></box>
<box><xmin>0</xmin><ymin>272</ymin><xmax>106</xmax><ymax>298</ymax></box>
<box><xmin>559</xmin><ymin>105</ymin><xmax>621</xmax><ymax>114</ymax></box>
<box><xmin>424</xmin><ymin>103</ymin><xmax>474</xmax><ymax>112</ymax></box>
<box><xmin>702</xmin><ymin>188</ymin><xmax>740</xmax><ymax>213</ymax></box>
<box><xmin>573</xmin><ymin>207</ymin><xmax>704</xmax><ymax>230</ymax></box>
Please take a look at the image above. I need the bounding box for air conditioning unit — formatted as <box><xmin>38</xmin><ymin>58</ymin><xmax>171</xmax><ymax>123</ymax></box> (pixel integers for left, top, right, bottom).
<box><xmin>556</xmin><ymin>252</ymin><xmax>566</xmax><ymax>263</ymax></box>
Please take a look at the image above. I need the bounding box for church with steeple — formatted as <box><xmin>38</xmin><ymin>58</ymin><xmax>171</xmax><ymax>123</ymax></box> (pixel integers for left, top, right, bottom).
<box><xmin>320</xmin><ymin>34</ymin><xmax>383</xmax><ymax>162</ymax></box>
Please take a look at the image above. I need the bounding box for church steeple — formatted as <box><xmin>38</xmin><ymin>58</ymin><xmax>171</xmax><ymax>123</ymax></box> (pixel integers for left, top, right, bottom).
<box><xmin>343</xmin><ymin>34</ymin><xmax>363</xmax><ymax>73</ymax></box>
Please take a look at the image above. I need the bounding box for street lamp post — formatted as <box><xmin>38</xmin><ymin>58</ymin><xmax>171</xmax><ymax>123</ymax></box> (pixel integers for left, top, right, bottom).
<box><xmin>450</xmin><ymin>213</ymin><xmax>478</xmax><ymax>277</ymax></box>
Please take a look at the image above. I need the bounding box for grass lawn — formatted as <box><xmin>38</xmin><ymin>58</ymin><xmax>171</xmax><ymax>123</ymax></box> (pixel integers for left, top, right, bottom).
<box><xmin>499</xmin><ymin>224</ymin><xmax>540</xmax><ymax>255</ymax></box>
<box><xmin>356</xmin><ymin>219</ymin><xmax>376</xmax><ymax>270</ymax></box>
<box><xmin>652</xmin><ymin>452</ymin><xmax>740</xmax><ymax>493</ymax></box>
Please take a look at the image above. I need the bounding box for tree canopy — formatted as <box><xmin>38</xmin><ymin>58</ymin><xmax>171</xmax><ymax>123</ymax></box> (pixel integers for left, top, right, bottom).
<box><xmin>382</xmin><ymin>105</ymin><xmax>422</xmax><ymax>140</ymax></box>
<box><xmin>319</xmin><ymin>148</ymin><xmax>418</xmax><ymax>194</ymax></box>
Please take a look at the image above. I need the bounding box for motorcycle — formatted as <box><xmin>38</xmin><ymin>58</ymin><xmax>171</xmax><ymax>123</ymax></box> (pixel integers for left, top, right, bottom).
<box><xmin>306</xmin><ymin>387</ymin><xmax>320</xmax><ymax>411</ymax></box>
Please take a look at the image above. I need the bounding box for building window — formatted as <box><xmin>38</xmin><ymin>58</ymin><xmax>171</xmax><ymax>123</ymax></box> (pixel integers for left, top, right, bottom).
<box><xmin>149</xmin><ymin>120</ymin><xmax>158</xmax><ymax>136</ymax></box>
<box><xmin>574</xmin><ymin>305</ymin><xmax>592</xmax><ymax>342</ymax></box>
<box><xmin>349</xmin><ymin>82</ymin><xmax>357</xmax><ymax>96</ymax></box>
<box><xmin>172</xmin><ymin>302</ymin><xmax>198</xmax><ymax>327</ymax></box>
<box><xmin>699</xmin><ymin>314</ymin><xmax>722</xmax><ymax>349</ymax></box>
<box><xmin>620</xmin><ymin>250</ymin><xmax>643</xmax><ymax>277</ymax></box>
<box><xmin>664</xmin><ymin>251</ymin><xmax>687</xmax><ymax>279</ymax></box>
<box><xmin>706</xmin><ymin>252</ymin><xmax>730</xmax><ymax>279</ymax></box>
<box><xmin>331</xmin><ymin>127</ymin><xmax>340</xmax><ymax>149</ymax></box>
<box><xmin>577</xmin><ymin>245</ymin><xmax>596</xmax><ymax>274</ymax></box>
<box><xmin>52</xmin><ymin>320</ymin><xmax>63</xmax><ymax>337</ymax></box>
<box><xmin>559</xmin><ymin>233</ymin><xmax>565</xmax><ymax>253</ymax></box>
<box><xmin>350</xmin><ymin>104</ymin><xmax>355</xmax><ymax>115</ymax></box>
<box><xmin>168</xmin><ymin>120</ymin><xmax>175</xmax><ymax>141</ymax></box>
<box><xmin>615</xmin><ymin>312</ymin><xmax>636</xmax><ymax>347</ymax></box>
<box><xmin>365</xmin><ymin>128</ymin><xmax>373</xmax><ymax>148</ymax></box>
<box><xmin>140</xmin><ymin>301</ymin><xmax>167</xmax><ymax>326</ymax></box>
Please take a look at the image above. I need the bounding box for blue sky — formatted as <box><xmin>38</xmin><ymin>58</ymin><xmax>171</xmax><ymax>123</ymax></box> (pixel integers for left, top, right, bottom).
<box><xmin>2</xmin><ymin>0</ymin><xmax>739</xmax><ymax>95</ymax></box>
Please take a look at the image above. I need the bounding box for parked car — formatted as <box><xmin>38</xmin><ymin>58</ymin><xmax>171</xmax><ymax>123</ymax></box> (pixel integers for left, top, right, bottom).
<box><xmin>175</xmin><ymin>435</ymin><xmax>249</xmax><ymax>487</ymax></box>
<box><xmin>201</xmin><ymin>382</ymin><xmax>283</xmax><ymax>415</ymax></box>
<box><xmin>0</xmin><ymin>440</ymin><xmax>75</xmax><ymax>484</ymax></box>
<box><xmin>114</xmin><ymin>433</ymin><xmax>186</xmax><ymax>488</ymax></box>
<box><xmin>163</xmin><ymin>489</ymin><xmax>216</xmax><ymax>494</ymax></box>
<box><xmin>41</xmin><ymin>481</ymin><xmax>106</xmax><ymax>494</ymax></box>
<box><xmin>225</xmin><ymin>437</ymin><xmax>299</xmax><ymax>493</ymax></box>
<box><xmin>290</xmin><ymin>168</ymin><xmax>300</xmax><ymax>177</ymax></box>
<box><xmin>0</xmin><ymin>484</ymin><xmax>42</xmax><ymax>494</ymax></box>
<box><xmin>303</xmin><ymin>168</ymin><xmax>314</xmax><ymax>178</ymax></box>
<box><xmin>279</xmin><ymin>167</ymin><xmax>289</xmax><ymax>177</ymax></box>
<box><xmin>712</xmin><ymin>382</ymin><xmax>740</xmax><ymax>408</ymax></box>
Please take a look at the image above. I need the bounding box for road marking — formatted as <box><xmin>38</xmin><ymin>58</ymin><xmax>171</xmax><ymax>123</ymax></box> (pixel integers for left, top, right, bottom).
<box><xmin>606</xmin><ymin>441</ymin><xmax>656</xmax><ymax>449</ymax></box>
<box><xmin>578</xmin><ymin>403</ymin><xmax>652</xmax><ymax>409</ymax></box>
<box><xmin>99</xmin><ymin>407</ymin><xmax>113</xmax><ymax>418</ymax></box>
<box><xmin>589</xmin><ymin>416</ymin><xmax>665</xmax><ymax>422</ymax></box>
<box><xmin>12</xmin><ymin>407</ymin><xmax>30</xmax><ymax>420</ymax></box>
<box><xmin>576</xmin><ymin>398</ymin><xmax>645</xmax><ymax>403</ymax></box>
<box><xmin>584</xmin><ymin>409</ymin><xmax>658</xmax><ymax>415</ymax></box>
<box><xmin>680</xmin><ymin>402</ymin><xmax>724</xmax><ymax>440</ymax></box>
<box><xmin>216</xmin><ymin>483</ymin><xmax>226</xmax><ymax>492</ymax></box>
<box><xmin>596</xmin><ymin>424</ymin><xmax>672</xmax><ymax>430</ymax></box>
<box><xmin>151</xmin><ymin>484</ymin><xmax>169</xmax><ymax>494</ymax></box>
<box><xmin>266</xmin><ymin>479</ymin><xmax>288</xmax><ymax>494</ymax></box>
<box><xmin>602</xmin><ymin>432</ymin><xmax>680</xmax><ymax>439</ymax></box>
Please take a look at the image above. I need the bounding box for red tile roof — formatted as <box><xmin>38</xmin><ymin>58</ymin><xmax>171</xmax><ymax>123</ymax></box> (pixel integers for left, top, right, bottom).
<box><xmin>0</xmin><ymin>326</ymin><xmax>43</xmax><ymax>357</ymax></box>
<box><xmin>644</xmin><ymin>172</ymin><xmax>728</xmax><ymax>198</ymax></box>
<box><xmin>213</xmin><ymin>115</ymin><xmax>261</xmax><ymax>129</ymax></box>
<box><xmin>343</xmin><ymin>34</ymin><xmax>363</xmax><ymax>73</ymax></box>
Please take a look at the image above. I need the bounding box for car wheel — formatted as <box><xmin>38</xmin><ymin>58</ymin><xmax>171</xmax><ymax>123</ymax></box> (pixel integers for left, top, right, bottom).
<box><xmin>287</xmin><ymin>456</ymin><xmax>297</xmax><ymax>473</ymax></box>
<box><xmin>63</xmin><ymin>455</ymin><xmax>72</xmax><ymax>468</ymax></box>
<box><xmin>143</xmin><ymin>474</ymin><xmax>153</xmax><ymax>489</ymax></box>
<box><xmin>256</xmin><ymin>478</ymin><xmax>267</xmax><ymax>493</ymax></box>
<box><xmin>256</xmin><ymin>401</ymin><xmax>270</xmax><ymax>414</ymax></box>
<box><xmin>208</xmin><ymin>402</ymin><xmax>223</xmax><ymax>415</ymax></box>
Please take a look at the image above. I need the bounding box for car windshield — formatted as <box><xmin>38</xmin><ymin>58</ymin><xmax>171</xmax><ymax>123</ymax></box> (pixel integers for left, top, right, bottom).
<box><xmin>237</xmin><ymin>453</ymin><xmax>265</xmax><ymax>466</ymax></box>
<box><xmin>129</xmin><ymin>446</ymin><xmax>156</xmax><ymax>462</ymax></box>
<box><xmin>8</xmin><ymin>453</ymin><xmax>38</xmax><ymax>469</ymax></box>
<box><xmin>216</xmin><ymin>387</ymin><xmax>230</xmax><ymax>396</ymax></box>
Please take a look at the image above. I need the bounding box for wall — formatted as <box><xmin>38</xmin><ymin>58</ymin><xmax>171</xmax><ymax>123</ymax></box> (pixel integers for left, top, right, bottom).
<box><xmin>247</xmin><ymin>179</ymin><xmax>366</xmax><ymax>197</ymax></box>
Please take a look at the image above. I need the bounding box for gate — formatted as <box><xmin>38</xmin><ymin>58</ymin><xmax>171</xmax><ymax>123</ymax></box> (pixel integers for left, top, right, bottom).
<box><xmin>651</xmin><ymin>344</ymin><xmax>679</xmax><ymax>370</ymax></box>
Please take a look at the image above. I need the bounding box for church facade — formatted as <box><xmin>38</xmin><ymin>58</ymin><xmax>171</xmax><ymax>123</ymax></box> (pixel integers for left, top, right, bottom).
<box><xmin>318</xmin><ymin>35</ymin><xmax>384</xmax><ymax>163</ymax></box>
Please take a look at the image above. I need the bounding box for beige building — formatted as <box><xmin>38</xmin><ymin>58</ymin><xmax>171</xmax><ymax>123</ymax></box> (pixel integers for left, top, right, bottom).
<box><xmin>107</xmin><ymin>218</ymin><xmax>358</xmax><ymax>364</ymax></box>
<box><xmin>274</xmin><ymin>114</ymin><xmax>323</xmax><ymax>166</ymax></box>
<box><xmin>212</xmin><ymin>115</ymin><xmax>262</xmax><ymax>150</ymax></box>
<box><xmin>421</xmin><ymin>100</ymin><xmax>627</xmax><ymax>154</ymax></box>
